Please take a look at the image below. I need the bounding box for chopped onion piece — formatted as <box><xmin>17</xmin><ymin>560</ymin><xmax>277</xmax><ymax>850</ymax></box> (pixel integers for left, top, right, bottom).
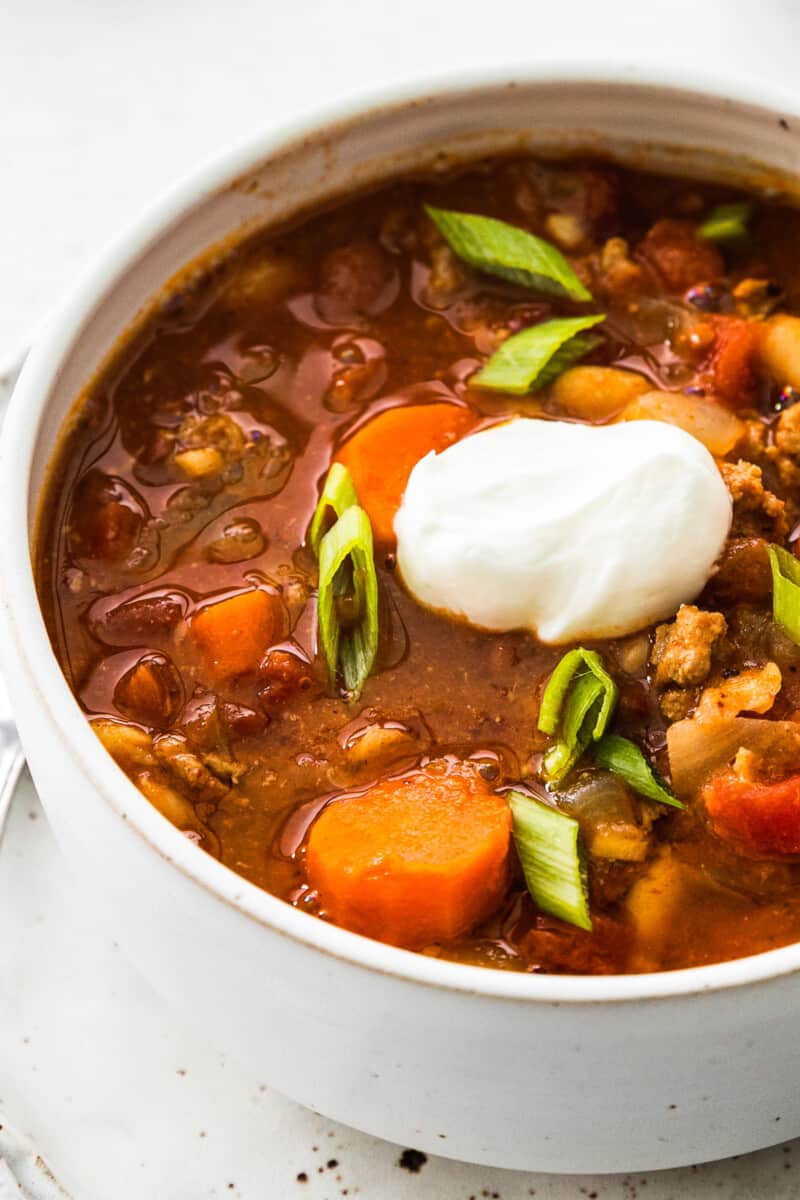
<box><xmin>560</xmin><ymin>771</ymin><xmax>650</xmax><ymax>862</ymax></box>
<box><xmin>667</xmin><ymin>715</ymin><xmax>800</xmax><ymax>800</ymax></box>
<box><xmin>620</xmin><ymin>391</ymin><xmax>743</xmax><ymax>457</ymax></box>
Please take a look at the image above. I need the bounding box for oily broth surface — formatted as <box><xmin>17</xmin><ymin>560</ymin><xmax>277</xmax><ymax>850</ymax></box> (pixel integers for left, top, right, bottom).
<box><xmin>36</xmin><ymin>155</ymin><xmax>800</xmax><ymax>973</ymax></box>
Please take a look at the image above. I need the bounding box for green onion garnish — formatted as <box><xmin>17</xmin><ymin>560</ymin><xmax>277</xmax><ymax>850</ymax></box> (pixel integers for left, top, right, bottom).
<box><xmin>544</xmin><ymin>673</ymin><xmax>605</xmax><ymax>781</ymax></box>
<box><xmin>309</xmin><ymin>462</ymin><xmax>359</xmax><ymax>557</ymax></box>
<box><xmin>768</xmin><ymin>544</ymin><xmax>800</xmax><ymax>646</ymax></box>
<box><xmin>594</xmin><ymin>734</ymin><xmax>683</xmax><ymax>809</ymax></box>
<box><xmin>424</xmin><ymin>206</ymin><xmax>593</xmax><ymax>302</ymax></box>
<box><xmin>539</xmin><ymin>649</ymin><xmax>617</xmax><ymax>735</ymax></box>
<box><xmin>698</xmin><ymin>202</ymin><xmax>752</xmax><ymax>243</ymax></box>
<box><xmin>508</xmin><ymin>790</ymin><xmax>592</xmax><ymax>931</ymax></box>
<box><xmin>471</xmin><ymin>315</ymin><xmax>605</xmax><ymax>395</ymax></box>
<box><xmin>317</xmin><ymin>504</ymin><xmax>379</xmax><ymax>697</ymax></box>
<box><xmin>537</xmin><ymin>649</ymin><xmax>618</xmax><ymax>783</ymax></box>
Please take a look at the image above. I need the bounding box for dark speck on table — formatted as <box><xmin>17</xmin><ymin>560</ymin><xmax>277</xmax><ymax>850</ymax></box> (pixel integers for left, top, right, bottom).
<box><xmin>398</xmin><ymin>1148</ymin><xmax>427</xmax><ymax>1173</ymax></box>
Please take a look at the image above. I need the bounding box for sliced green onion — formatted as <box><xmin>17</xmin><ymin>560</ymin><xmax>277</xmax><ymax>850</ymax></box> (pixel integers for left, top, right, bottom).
<box><xmin>538</xmin><ymin>649</ymin><xmax>584</xmax><ymax>735</ymax></box>
<box><xmin>309</xmin><ymin>462</ymin><xmax>359</xmax><ymax>557</ymax></box>
<box><xmin>698</xmin><ymin>202</ymin><xmax>752</xmax><ymax>243</ymax></box>
<box><xmin>317</xmin><ymin>504</ymin><xmax>378</xmax><ymax>697</ymax></box>
<box><xmin>594</xmin><ymin>734</ymin><xmax>683</xmax><ymax>809</ymax></box>
<box><xmin>424</xmin><ymin>206</ymin><xmax>592</xmax><ymax>302</ymax></box>
<box><xmin>538</xmin><ymin>648</ymin><xmax>615</xmax><ymax>735</ymax></box>
<box><xmin>538</xmin><ymin>648</ymin><xmax>618</xmax><ymax>785</ymax></box>
<box><xmin>471</xmin><ymin>315</ymin><xmax>605</xmax><ymax>395</ymax></box>
<box><xmin>508</xmin><ymin>790</ymin><xmax>591</xmax><ymax>931</ymax></box>
<box><xmin>768</xmin><ymin>544</ymin><xmax>800</xmax><ymax>645</ymax></box>
<box><xmin>543</xmin><ymin>672</ymin><xmax>604</xmax><ymax>783</ymax></box>
<box><xmin>535</xmin><ymin>331</ymin><xmax>604</xmax><ymax>389</ymax></box>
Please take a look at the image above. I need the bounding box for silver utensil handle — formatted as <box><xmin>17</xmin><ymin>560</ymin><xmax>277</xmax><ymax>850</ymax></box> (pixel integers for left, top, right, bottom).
<box><xmin>0</xmin><ymin>1113</ymin><xmax>74</xmax><ymax>1198</ymax></box>
<box><xmin>0</xmin><ymin>352</ymin><xmax>27</xmax><ymax>845</ymax></box>
<box><xmin>0</xmin><ymin>738</ymin><xmax>25</xmax><ymax>848</ymax></box>
<box><xmin>0</xmin><ymin>357</ymin><xmax>67</xmax><ymax>1195</ymax></box>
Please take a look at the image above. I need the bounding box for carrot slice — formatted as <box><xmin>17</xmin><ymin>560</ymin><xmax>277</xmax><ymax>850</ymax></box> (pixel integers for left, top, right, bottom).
<box><xmin>305</xmin><ymin>760</ymin><xmax>511</xmax><ymax>947</ymax></box>
<box><xmin>334</xmin><ymin>402</ymin><xmax>477</xmax><ymax>547</ymax></box>
<box><xmin>190</xmin><ymin>589</ymin><xmax>279</xmax><ymax>682</ymax></box>
<box><xmin>703</xmin><ymin>770</ymin><xmax>800</xmax><ymax>856</ymax></box>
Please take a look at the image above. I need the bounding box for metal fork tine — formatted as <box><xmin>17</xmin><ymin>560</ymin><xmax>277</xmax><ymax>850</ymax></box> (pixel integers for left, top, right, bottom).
<box><xmin>0</xmin><ymin>356</ymin><xmax>26</xmax><ymax>845</ymax></box>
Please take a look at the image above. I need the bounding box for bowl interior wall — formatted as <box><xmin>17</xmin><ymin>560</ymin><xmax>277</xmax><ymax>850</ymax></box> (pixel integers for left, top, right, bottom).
<box><xmin>29</xmin><ymin>79</ymin><xmax>800</xmax><ymax>525</ymax></box>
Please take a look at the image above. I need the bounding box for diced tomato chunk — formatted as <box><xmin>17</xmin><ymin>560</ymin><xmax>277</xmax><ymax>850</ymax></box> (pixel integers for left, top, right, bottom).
<box><xmin>703</xmin><ymin>770</ymin><xmax>800</xmax><ymax>856</ymax></box>
<box><xmin>709</xmin><ymin>317</ymin><xmax>762</xmax><ymax>408</ymax></box>
<box><xmin>637</xmin><ymin>219</ymin><xmax>723</xmax><ymax>293</ymax></box>
<box><xmin>520</xmin><ymin>913</ymin><xmax>630</xmax><ymax>975</ymax></box>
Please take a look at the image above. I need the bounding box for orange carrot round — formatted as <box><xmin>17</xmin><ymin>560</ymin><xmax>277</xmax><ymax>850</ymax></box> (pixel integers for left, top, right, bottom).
<box><xmin>305</xmin><ymin>760</ymin><xmax>511</xmax><ymax>947</ymax></box>
<box><xmin>190</xmin><ymin>588</ymin><xmax>280</xmax><ymax>682</ymax></box>
<box><xmin>334</xmin><ymin>402</ymin><xmax>477</xmax><ymax>547</ymax></box>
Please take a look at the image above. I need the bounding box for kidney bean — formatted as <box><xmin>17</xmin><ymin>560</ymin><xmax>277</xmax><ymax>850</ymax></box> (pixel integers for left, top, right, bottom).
<box><xmin>637</xmin><ymin>219</ymin><xmax>724</xmax><ymax>293</ymax></box>
<box><xmin>179</xmin><ymin>691</ymin><xmax>269</xmax><ymax>746</ymax></box>
<box><xmin>179</xmin><ymin>691</ymin><xmax>225</xmax><ymax>751</ymax></box>
<box><xmin>90</xmin><ymin>590</ymin><xmax>188</xmax><ymax>646</ymax></box>
<box><xmin>114</xmin><ymin>653</ymin><xmax>184</xmax><ymax>726</ymax></box>
<box><xmin>704</xmin><ymin>538</ymin><xmax>772</xmax><ymax>605</ymax></box>
<box><xmin>317</xmin><ymin>239</ymin><xmax>398</xmax><ymax>322</ymax></box>
<box><xmin>69</xmin><ymin>471</ymin><xmax>145</xmax><ymax>562</ymax></box>
<box><xmin>220</xmin><ymin>701</ymin><xmax>270</xmax><ymax>738</ymax></box>
<box><xmin>258</xmin><ymin>646</ymin><xmax>314</xmax><ymax>709</ymax></box>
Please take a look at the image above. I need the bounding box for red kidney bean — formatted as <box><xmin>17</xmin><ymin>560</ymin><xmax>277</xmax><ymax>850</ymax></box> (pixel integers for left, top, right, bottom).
<box><xmin>90</xmin><ymin>590</ymin><xmax>188</xmax><ymax>646</ymax></box>
<box><xmin>316</xmin><ymin>239</ymin><xmax>398</xmax><ymax>322</ymax></box>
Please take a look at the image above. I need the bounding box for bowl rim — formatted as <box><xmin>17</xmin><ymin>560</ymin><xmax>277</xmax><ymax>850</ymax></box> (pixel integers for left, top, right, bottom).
<box><xmin>7</xmin><ymin>60</ymin><xmax>800</xmax><ymax>1007</ymax></box>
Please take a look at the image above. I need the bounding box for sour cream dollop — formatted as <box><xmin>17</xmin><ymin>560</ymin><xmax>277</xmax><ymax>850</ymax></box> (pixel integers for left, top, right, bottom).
<box><xmin>394</xmin><ymin>418</ymin><xmax>732</xmax><ymax>643</ymax></box>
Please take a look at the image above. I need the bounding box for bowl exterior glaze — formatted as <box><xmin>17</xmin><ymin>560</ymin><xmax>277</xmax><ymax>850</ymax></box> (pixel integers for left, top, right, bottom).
<box><xmin>4</xmin><ymin>69</ymin><xmax>800</xmax><ymax>1172</ymax></box>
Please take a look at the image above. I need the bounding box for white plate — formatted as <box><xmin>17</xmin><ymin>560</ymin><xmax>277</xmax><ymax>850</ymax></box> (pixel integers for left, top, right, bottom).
<box><xmin>1</xmin><ymin>779</ymin><xmax>800</xmax><ymax>1197</ymax></box>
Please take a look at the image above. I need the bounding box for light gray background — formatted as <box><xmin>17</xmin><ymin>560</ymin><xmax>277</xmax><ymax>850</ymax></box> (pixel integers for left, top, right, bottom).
<box><xmin>3</xmin><ymin>2</ymin><xmax>800</xmax><ymax>1196</ymax></box>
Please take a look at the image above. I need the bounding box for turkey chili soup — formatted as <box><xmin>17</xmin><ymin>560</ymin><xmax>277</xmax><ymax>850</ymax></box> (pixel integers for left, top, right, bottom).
<box><xmin>35</xmin><ymin>156</ymin><xmax>800</xmax><ymax>975</ymax></box>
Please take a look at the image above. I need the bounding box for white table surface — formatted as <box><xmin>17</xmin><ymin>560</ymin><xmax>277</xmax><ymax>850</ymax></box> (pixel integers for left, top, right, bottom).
<box><xmin>5</xmin><ymin>2</ymin><xmax>800</xmax><ymax>1195</ymax></box>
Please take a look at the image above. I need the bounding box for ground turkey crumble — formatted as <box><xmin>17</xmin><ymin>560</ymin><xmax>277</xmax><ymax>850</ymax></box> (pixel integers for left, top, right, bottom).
<box><xmin>651</xmin><ymin>604</ymin><xmax>727</xmax><ymax>722</ymax></box>
<box><xmin>770</xmin><ymin>403</ymin><xmax>800</xmax><ymax>489</ymax></box>
<box><xmin>721</xmin><ymin>459</ymin><xmax>788</xmax><ymax>540</ymax></box>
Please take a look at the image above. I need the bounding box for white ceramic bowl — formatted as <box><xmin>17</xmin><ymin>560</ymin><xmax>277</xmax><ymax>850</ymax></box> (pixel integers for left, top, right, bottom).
<box><xmin>3</xmin><ymin>66</ymin><xmax>800</xmax><ymax>1174</ymax></box>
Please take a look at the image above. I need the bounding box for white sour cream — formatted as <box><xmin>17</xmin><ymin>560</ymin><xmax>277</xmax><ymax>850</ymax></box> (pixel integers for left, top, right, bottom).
<box><xmin>394</xmin><ymin>418</ymin><xmax>732</xmax><ymax>643</ymax></box>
